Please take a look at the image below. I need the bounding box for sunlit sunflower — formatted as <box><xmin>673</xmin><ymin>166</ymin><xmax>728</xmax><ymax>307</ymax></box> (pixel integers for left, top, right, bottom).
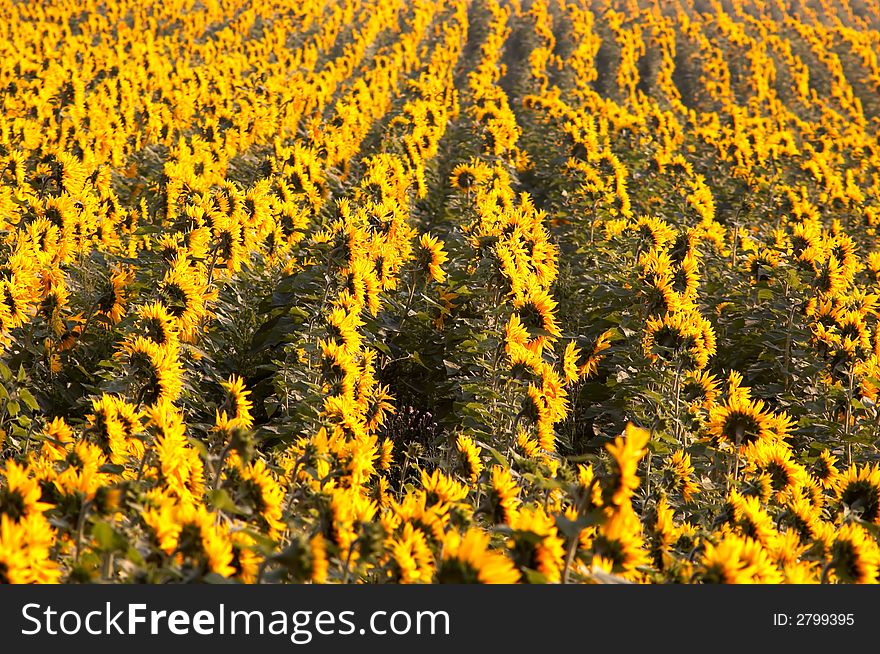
<box><xmin>695</xmin><ymin>534</ymin><xmax>760</xmax><ymax>584</ymax></box>
<box><xmin>217</xmin><ymin>375</ymin><xmax>254</xmax><ymax>431</ymax></box>
<box><xmin>836</xmin><ymin>464</ymin><xmax>880</xmax><ymax>525</ymax></box>
<box><xmin>485</xmin><ymin>465</ymin><xmax>521</xmax><ymax>524</ymax></box>
<box><xmin>742</xmin><ymin>440</ymin><xmax>808</xmax><ymax>502</ymax></box>
<box><xmin>814</xmin><ymin>449</ymin><xmax>840</xmax><ymax>489</ymax></box>
<box><xmin>437</xmin><ymin>528</ymin><xmax>520</xmax><ymax>584</ymax></box>
<box><xmin>118</xmin><ymin>337</ymin><xmax>183</xmax><ymax>406</ymax></box>
<box><xmin>828</xmin><ymin>523</ymin><xmax>880</xmax><ymax>584</ymax></box>
<box><xmin>456</xmin><ymin>434</ymin><xmax>483</xmax><ymax>484</ymax></box>
<box><xmin>96</xmin><ymin>268</ymin><xmax>133</xmax><ymax>325</ymax></box>
<box><xmin>387</xmin><ymin>523</ymin><xmax>435</xmax><ymax>584</ymax></box>
<box><xmin>417</xmin><ymin>232</ymin><xmax>449</xmax><ymax>284</ymax></box>
<box><xmin>0</xmin><ymin>461</ymin><xmax>53</xmax><ymax>523</ymax></box>
<box><xmin>661</xmin><ymin>450</ymin><xmax>699</xmax><ymax>503</ymax></box>
<box><xmin>604</xmin><ymin>424</ymin><xmax>650</xmax><ymax>507</ymax></box>
<box><xmin>506</xmin><ymin>505</ymin><xmax>566</xmax><ymax>583</ymax></box>
<box><xmin>643</xmin><ymin>309</ymin><xmax>715</xmax><ymax>370</ymax></box>
<box><xmin>136</xmin><ymin>302</ymin><xmax>179</xmax><ymax>353</ymax></box>
<box><xmin>0</xmin><ymin>516</ymin><xmax>31</xmax><ymax>583</ymax></box>
<box><xmin>707</xmin><ymin>394</ymin><xmax>777</xmax><ymax>449</ymax></box>
<box><xmin>587</xmin><ymin>504</ymin><xmax>649</xmax><ymax>580</ymax></box>
<box><xmin>421</xmin><ymin>468</ymin><xmax>469</xmax><ymax>506</ymax></box>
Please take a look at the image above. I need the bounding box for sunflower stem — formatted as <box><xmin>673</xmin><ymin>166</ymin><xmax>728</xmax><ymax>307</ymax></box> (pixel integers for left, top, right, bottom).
<box><xmin>341</xmin><ymin>542</ymin><xmax>356</xmax><ymax>584</ymax></box>
<box><xmin>845</xmin><ymin>363</ymin><xmax>855</xmax><ymax>466</ymax></box>
<box><xmin>74</xmin><ymin>499</ymin><xmax>92</xmax><ymax>564</ymax></box>
<box><xmin>214</xmin><ymin>441</ymin><xmax>233</xmax><ymax>490</ymax></box>
<box><xmin>397</xmin><ymin>274</ymin><xmax>420</xmax><ymax>335</ymax></box>
<box><xmin>101</xmin><ymin>551</ymin><xmax>114</xmax><ymax>581</ymax></box>
<box><xmin>136</xmin><ymin>449</ymin><xmax>151</xmax><ymax>482</ymax></box>
<box><xmin>673</xmin><ymin>359</ymin><xmax>683</xmax><ymax>447</ymax></box>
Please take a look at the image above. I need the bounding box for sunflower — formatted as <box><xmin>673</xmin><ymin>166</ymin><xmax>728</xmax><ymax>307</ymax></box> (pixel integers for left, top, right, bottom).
<box><xmin>144</xmin><ymin>502</ymin><xmax>236</xmax><ymax>578</ymax></box>
<box><xmin>647</xmin><ymin>497</ymin><xmax>679</xmax><ymax>567</ymax></box>
<box><xmin>512</xmin><ymin>281</ymin><xmax>562</xmax><ymax>343</ymax></box>
<box><xmin>309</xmin><ymin>533</ymin><xmax>329</xmax><ymax>583</ymax></box>
<box><xmin>319</xmin><ymin>339</ymin><xmax>359</xmax><ymax>399</ymax></box>
<box><xmin>235</xmin><ymin>459</ymin><xmax>285</xmax><ymax>537</ymax></box>
<box><xmin>421</xmin><ymin>468</ymin><xmax>469</xmax><ymax>506</ymax></box>
<box><xmin>136</xmin><ymin>301</ymin><xmax>179</xmax><ymax>353</ymax></box>
<box><xmin>630</xmin><ymin>216</ymin><xmax>677</xmax><ymax>251</ymax></box>
<box><xmin>327</xmin><ymin>486</ymin><xmax>379</xmax><ymax>554</ymax></box>
<box><xmin>228</xmin><ymin>530</ymin><xmax>262</xmax><ymax>583</ymax></box>
<box><xmin>587</xmin><ymin>504</ymin><xmax>649</xmax><ymax>580</ymax></box>
<box><xmin>416</xmin><ymin>232</ymin><xmax>449</xmax><ymax>283</ymax></box>
<box><xmin>578</xmin><ymin>329</ymin><xmax>614</xmax><ymax>379</ymax></box>
<box><xmin>0</xmin><ymin>461</ymin><xmax>52</xmax><ymax>523</ymax></box>
<box><xmin>0</xmin><ymin>515</ymin><xmax>31</xmax><ymax>583</ymax></box>
<box><xmin>768</xmin><ymin>530</ymin><xmax>810</xmax><ymax>568</ymax></box>
<box><xmin>325</xmin><ymin>306</ymin><xmax>363</xmax><ymax>353</ymax></box>
<box><xmin>509</xmin><ymin>506</ymin><xmax>565</xmax><ymax>583</ymax></box>
<box><xmin>783</xmin><ymin>495</ymin><xmax>824</xmax><ymax>545</ymax></box>
<box><xmin>84</xmin><ymin>395</ymin><xmax>131</xmax><ymax>465</ymax></box>
<box><xmin>814</xmin><ymin>254</ymin><xmax>847</xmax><ymax>296</ymax></box>
<box><xmin>96</xmin><ymin>268</ymin><xmax>133</xmax><ymax>325</ymax></box>
<box><xmin>813</xmin><ymin>449</ymin><xmax>840</xmax><ymax>489</ymax></box>
<box><xmin>456</xmin><ymin>434</ymin><xmax>483</xmax><ymax>484</ymax></box>
<box><xmin>364</xmin><ymin>384</ymin><xmax>395</xmax><ymax>432</ymax></box>
<box><xmin>836</xmin><ymin>464</ymin><xmax>880</xmax><ymax>525</ymax></box>
<box><xmin>151</xmin><ymin>401</ymin><xmax>205</xmax><ymax>504</ymax></box>
<box><xmin>726</xmin><ymin>492</ymin><xmax>778</xmax><ymax>547</ymax></box>
<box><xmin>707</xmin><ymin>393</ymin><xmax>777</xmax><ymax>449</ymax></box>
<box><xmin>119</xmin><ymin>337</ymin><xmax>183</xmax><ymax>406</ymax></box>
<box><xmin>643</xmin><ymin>309</ymin><xmax>715</xmax><ymax>370</ymax></box>
<box><xmin>736</xmin><ymin>535</ymin><xmax>784</xmax><ymax>583</ymax></box>
<box><xmin>742</xmin><ymin>440</ymin><xmax>808</xmax><ymax>502</ymax></box>
<box><xmin>682</xmin><ymin>370</ymin><xmax>720</xmax><ymax>410</ymax></box>
<box><xmin>642</xmin><ymin>273</ymin><xmax>687</xmax><ymax>316</ymax></box>
<box><xmin>485</xmin><ymin>465</ymin><xmax>521</xmax><ymax>524</ymax></box>
<box><xmin>210</xmin><ymin>212</ymin><xmax>245</xmax><ymax>274</ymax></box>
<box><xmin>828</xmin><ymin>523</ymin><xmax>880</xmax><ymax>583</ymax></box>
<box><xmin>217</xmin><ymin>374</ymin><xmax>254</xmax><ymax>431</ymax></box>
<box><xmin>53</xmin><ymin>440</ymin><xmax>110</xmax><ymax>501</ymax></box>
<box><xmin>523</xmin><ymin>383</ymin><xmax>558</xmax><ymax>451</ymax></box>
<box><xmin>159</xmin><ymin>257</ymin><xmax>214</xmax><ymax>340</ymax></box>
<box><xmin>560</xmin><ymin>341</ymin><xmax>581</xmax><ymax>383</ymax></box>
<box><xmin>748</xmin><ymin>248</ymin><xmax>779</xmax><ymax>284</ymax></box>
<box><xmin>694</xmin><ymin>534</ymin><xmax>760</xmax><ymax>584</ymax></box>
<box><xmin>660</xmin><ymin>450</ymin><xmax>699</xmax><ymax>503</ymax></box>
<box><xmin>378</xmin><ymin>438</ymin><xmax>394</xmax><ymax>472</ymax></box>
<box><xmin>386</xmin><ymin>523</ymin><xmax>435</xmax><ymax>584</ymax></box>
<box><xmin>387</xmin><ymin>490</ymin><xmax>447</xmax><ymax>545</ymax></box>
<box><xmin>0</xmin><ymin>277</ymin><xmax>36</xmax><ymax>332</ymax></box>
<box><xmin>603</xmin><ymin>423</ymin><xmax>650</xmax><ymax>507</ymax></box>
<box><xmin>437</xmin><ymin>528</ymin><xmax>520</xmax><ymax>584</ymax></box>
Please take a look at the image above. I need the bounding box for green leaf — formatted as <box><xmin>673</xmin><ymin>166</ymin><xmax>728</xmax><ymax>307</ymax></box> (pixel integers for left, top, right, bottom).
<box><xmin>187</xmin><ymin>437</ymin><xmax>209</xmax><ymax>459</ymax></box>
<box><xmin>477</xmin><ymin>443</ymin><xmax>509</xmax><ymax>469</ymax></box>
<box><xmin>203</xmin><ymin>573</ymin><xmax>238</xmax><ymax>584</ymax></box>
<box><xmin>92</xmin><ymin>521</ymin><xmax>127</xmax><ymax>552</ymax></box>
<box><xmin>209</xmin><ymin>489</ymin><xmax>245</xmax><ymax>515</ymax></box>
<box><xmin>521</xmin><ymin>568</ymin><xmax>549</xmax><ymax>584</ymax></box>
<box><xmin>18</xmin><ymin>388</ymin><xmax>39</xmax><ymax>411</ymax></box>
<box><xmin>555</xmin><ymin>513</ymin><xmax>598</xmax><ymax>539</ymax></box>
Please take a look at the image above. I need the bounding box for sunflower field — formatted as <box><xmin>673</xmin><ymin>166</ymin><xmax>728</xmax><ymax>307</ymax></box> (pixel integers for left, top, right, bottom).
<box><xmin>2</xmin><ymin>0</ymin><xmax>880</xmax><ymax>585</ymax></box>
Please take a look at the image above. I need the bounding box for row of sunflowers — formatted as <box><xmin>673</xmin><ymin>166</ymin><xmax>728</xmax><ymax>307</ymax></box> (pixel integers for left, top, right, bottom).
<box><xmin>2</xmin><ymin>0</ymin><xmax>880</xmax><ymax>584</ymax></box>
